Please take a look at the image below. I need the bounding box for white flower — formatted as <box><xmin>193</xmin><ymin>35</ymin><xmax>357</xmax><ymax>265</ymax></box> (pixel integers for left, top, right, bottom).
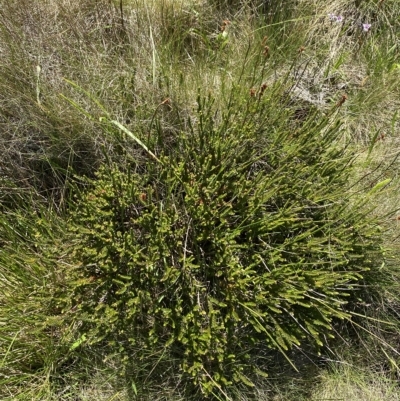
<box><xmin>362</xmin><ymin>23</ymin><xmax>372</xmax><ymax>32</ymax></box>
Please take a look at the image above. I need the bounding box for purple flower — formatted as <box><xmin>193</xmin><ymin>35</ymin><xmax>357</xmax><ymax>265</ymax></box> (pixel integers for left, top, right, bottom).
<box><xmin>328</xmin><ymin>14</ymin><xmax>344</xmax><ymax>23</ymax></box>
<box><xmin>362</xmin><ymin>23</ymin><xmax>372</xmax><ymax>32</ymax></box>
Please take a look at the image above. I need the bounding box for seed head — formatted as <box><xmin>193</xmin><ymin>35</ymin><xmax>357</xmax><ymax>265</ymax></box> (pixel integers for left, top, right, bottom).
<box><xmin>220</xmin><ymin>19</ymin><xmax>230</xmax><ymax>32</ymax></box>
<box><xmin>337</xmin><ymin>94</ymin><xmax>348</xmax><ymax>107</ymax></box>
<box><xmin>259</xmin><ymin>83</ymin><xmax>268</xmax><ymax>98</ymax></box>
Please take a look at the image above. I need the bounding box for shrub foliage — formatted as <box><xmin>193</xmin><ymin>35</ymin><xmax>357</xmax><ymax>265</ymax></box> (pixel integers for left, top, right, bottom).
<box><xmin>64</xmin><ymin>90</ymin><xmax>383</xmax><ymax>395</ymax></box>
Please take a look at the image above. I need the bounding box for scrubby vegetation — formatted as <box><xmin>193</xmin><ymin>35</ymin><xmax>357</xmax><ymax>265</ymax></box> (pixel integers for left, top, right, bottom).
<box><xmin>0</xmin><ymin>0</ymin><xmax>399</xmax><ymax>400</ymax></box>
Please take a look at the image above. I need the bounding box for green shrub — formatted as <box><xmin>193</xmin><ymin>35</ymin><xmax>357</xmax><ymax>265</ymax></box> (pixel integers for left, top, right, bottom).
<box><xmin>64</xmin><ymin>88</ymin><xmax>384</xmax><ymax>397</ymax></box>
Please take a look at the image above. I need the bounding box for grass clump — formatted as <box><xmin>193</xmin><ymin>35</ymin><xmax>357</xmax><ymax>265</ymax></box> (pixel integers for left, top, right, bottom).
<box><xmin>0</xmin><ymin>197</ymin><xmax>69</xmax><ymax>399</ymax></box>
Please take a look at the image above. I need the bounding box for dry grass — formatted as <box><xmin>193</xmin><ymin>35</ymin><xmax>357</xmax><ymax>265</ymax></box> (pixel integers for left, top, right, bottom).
<box><xmin>310</xmin><ymin>363</ymin><xmax>400</xmax><ymax>401</ymax></box>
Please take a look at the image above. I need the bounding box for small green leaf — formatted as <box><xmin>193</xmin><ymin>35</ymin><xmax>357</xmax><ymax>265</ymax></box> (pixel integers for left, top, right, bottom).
<box><xmin>70</xmin><ymin>334</ymin><xmax>87</xmax><ymax>351</ymax></box>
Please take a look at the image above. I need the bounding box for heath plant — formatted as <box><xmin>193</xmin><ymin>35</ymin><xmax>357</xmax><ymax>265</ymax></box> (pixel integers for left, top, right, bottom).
<box><xmin>62</xmin><ymin>77</ymin><xmax>387</xmax><ymax>396</ymax></box>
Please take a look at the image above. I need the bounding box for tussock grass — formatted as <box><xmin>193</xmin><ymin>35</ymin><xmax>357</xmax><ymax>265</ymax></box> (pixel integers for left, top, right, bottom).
<box><xmin>311</xmin><ymin>362</ymin><xmax>400</xmax><ymax>401</ymax></box>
